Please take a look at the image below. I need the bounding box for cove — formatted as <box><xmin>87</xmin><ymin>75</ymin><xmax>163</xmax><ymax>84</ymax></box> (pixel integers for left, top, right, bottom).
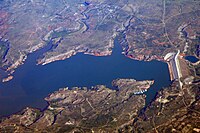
<box><xmin>0</xmin><ymin>39</ymin><xmax>171</xmax><ymax>118</ymax></box>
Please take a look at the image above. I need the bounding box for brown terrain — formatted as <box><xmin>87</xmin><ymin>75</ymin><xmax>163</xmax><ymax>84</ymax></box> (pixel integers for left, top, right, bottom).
<box><xmin>0</xmin><ymin>61</ymin><xmax>199</xmax><ymax>132</ymax></box>
<box><xmin>0</xmin><ymin>0</ymin><xmax>200</xmax><ymax>132</ymax></box>
<box><xmin>120</xmin><ymin>79</ymin><xmax>200</xmax><ymax>133</ymax></box>
<box><xmin>0</xmin><ymin>0</ymin><xmax>199</xmax><ymax>77</ymax></box>
<box><xmin>0</xmin><ymin>79</ymin><xmax>154</xmax><ymax>132</ymax></box>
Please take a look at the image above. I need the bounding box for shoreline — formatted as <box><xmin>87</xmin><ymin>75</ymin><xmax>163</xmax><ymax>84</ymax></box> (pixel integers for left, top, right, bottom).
<box><xmin>0</xmin><ymin>38</ymin><xmax>170</xmax><ymax>120</ymax></box>
<box><xmin>0</xmin><ymin>43</ymin><xmax>168</xmax><ymax>83</ymax></box>
<box><xmin>0</xmin><ymin>79</ymin><xmax>154</xmax><ymax>120</ymax></box>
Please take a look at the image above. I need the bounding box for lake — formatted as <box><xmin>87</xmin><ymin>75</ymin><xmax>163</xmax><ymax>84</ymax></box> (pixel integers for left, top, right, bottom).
<box><xmin>0</xmin><ymin>39</ymin><xmax>171</xmax><ymax>118</ymax></box>
<box><xmin>185</xmin><ymin>56</ymin><xmax>199</xmax><ymax>63</ymax></box>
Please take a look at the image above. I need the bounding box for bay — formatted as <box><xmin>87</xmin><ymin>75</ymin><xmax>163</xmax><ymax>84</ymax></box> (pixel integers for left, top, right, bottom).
<box><xmin>0</xmin><ymin>39</ymin><xmax>171</xmax><ymax>117</ymax></box>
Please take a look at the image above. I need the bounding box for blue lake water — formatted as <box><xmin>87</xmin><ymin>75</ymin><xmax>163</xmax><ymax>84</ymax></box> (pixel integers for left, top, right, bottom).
<box><xmin>0</xmin><ymin>39</ymin><xmax>171</xmax><ymax>117</ymax></box>
<box><xmin>185</xmin><ymin>56</ymin><xmax>199</xmax><ymax>63</ymax></box>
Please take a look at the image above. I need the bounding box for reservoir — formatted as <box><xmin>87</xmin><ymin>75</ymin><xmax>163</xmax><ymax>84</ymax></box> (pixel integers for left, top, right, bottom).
<box><xmin>0</xmin><ymin>39</ymin><xmax>171</xmax><ymax>118</ymax></box>
<box><xmin>185</xmin><ymin>56</ymin><xmax>199</xmax><ymax>63</ymax></box>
